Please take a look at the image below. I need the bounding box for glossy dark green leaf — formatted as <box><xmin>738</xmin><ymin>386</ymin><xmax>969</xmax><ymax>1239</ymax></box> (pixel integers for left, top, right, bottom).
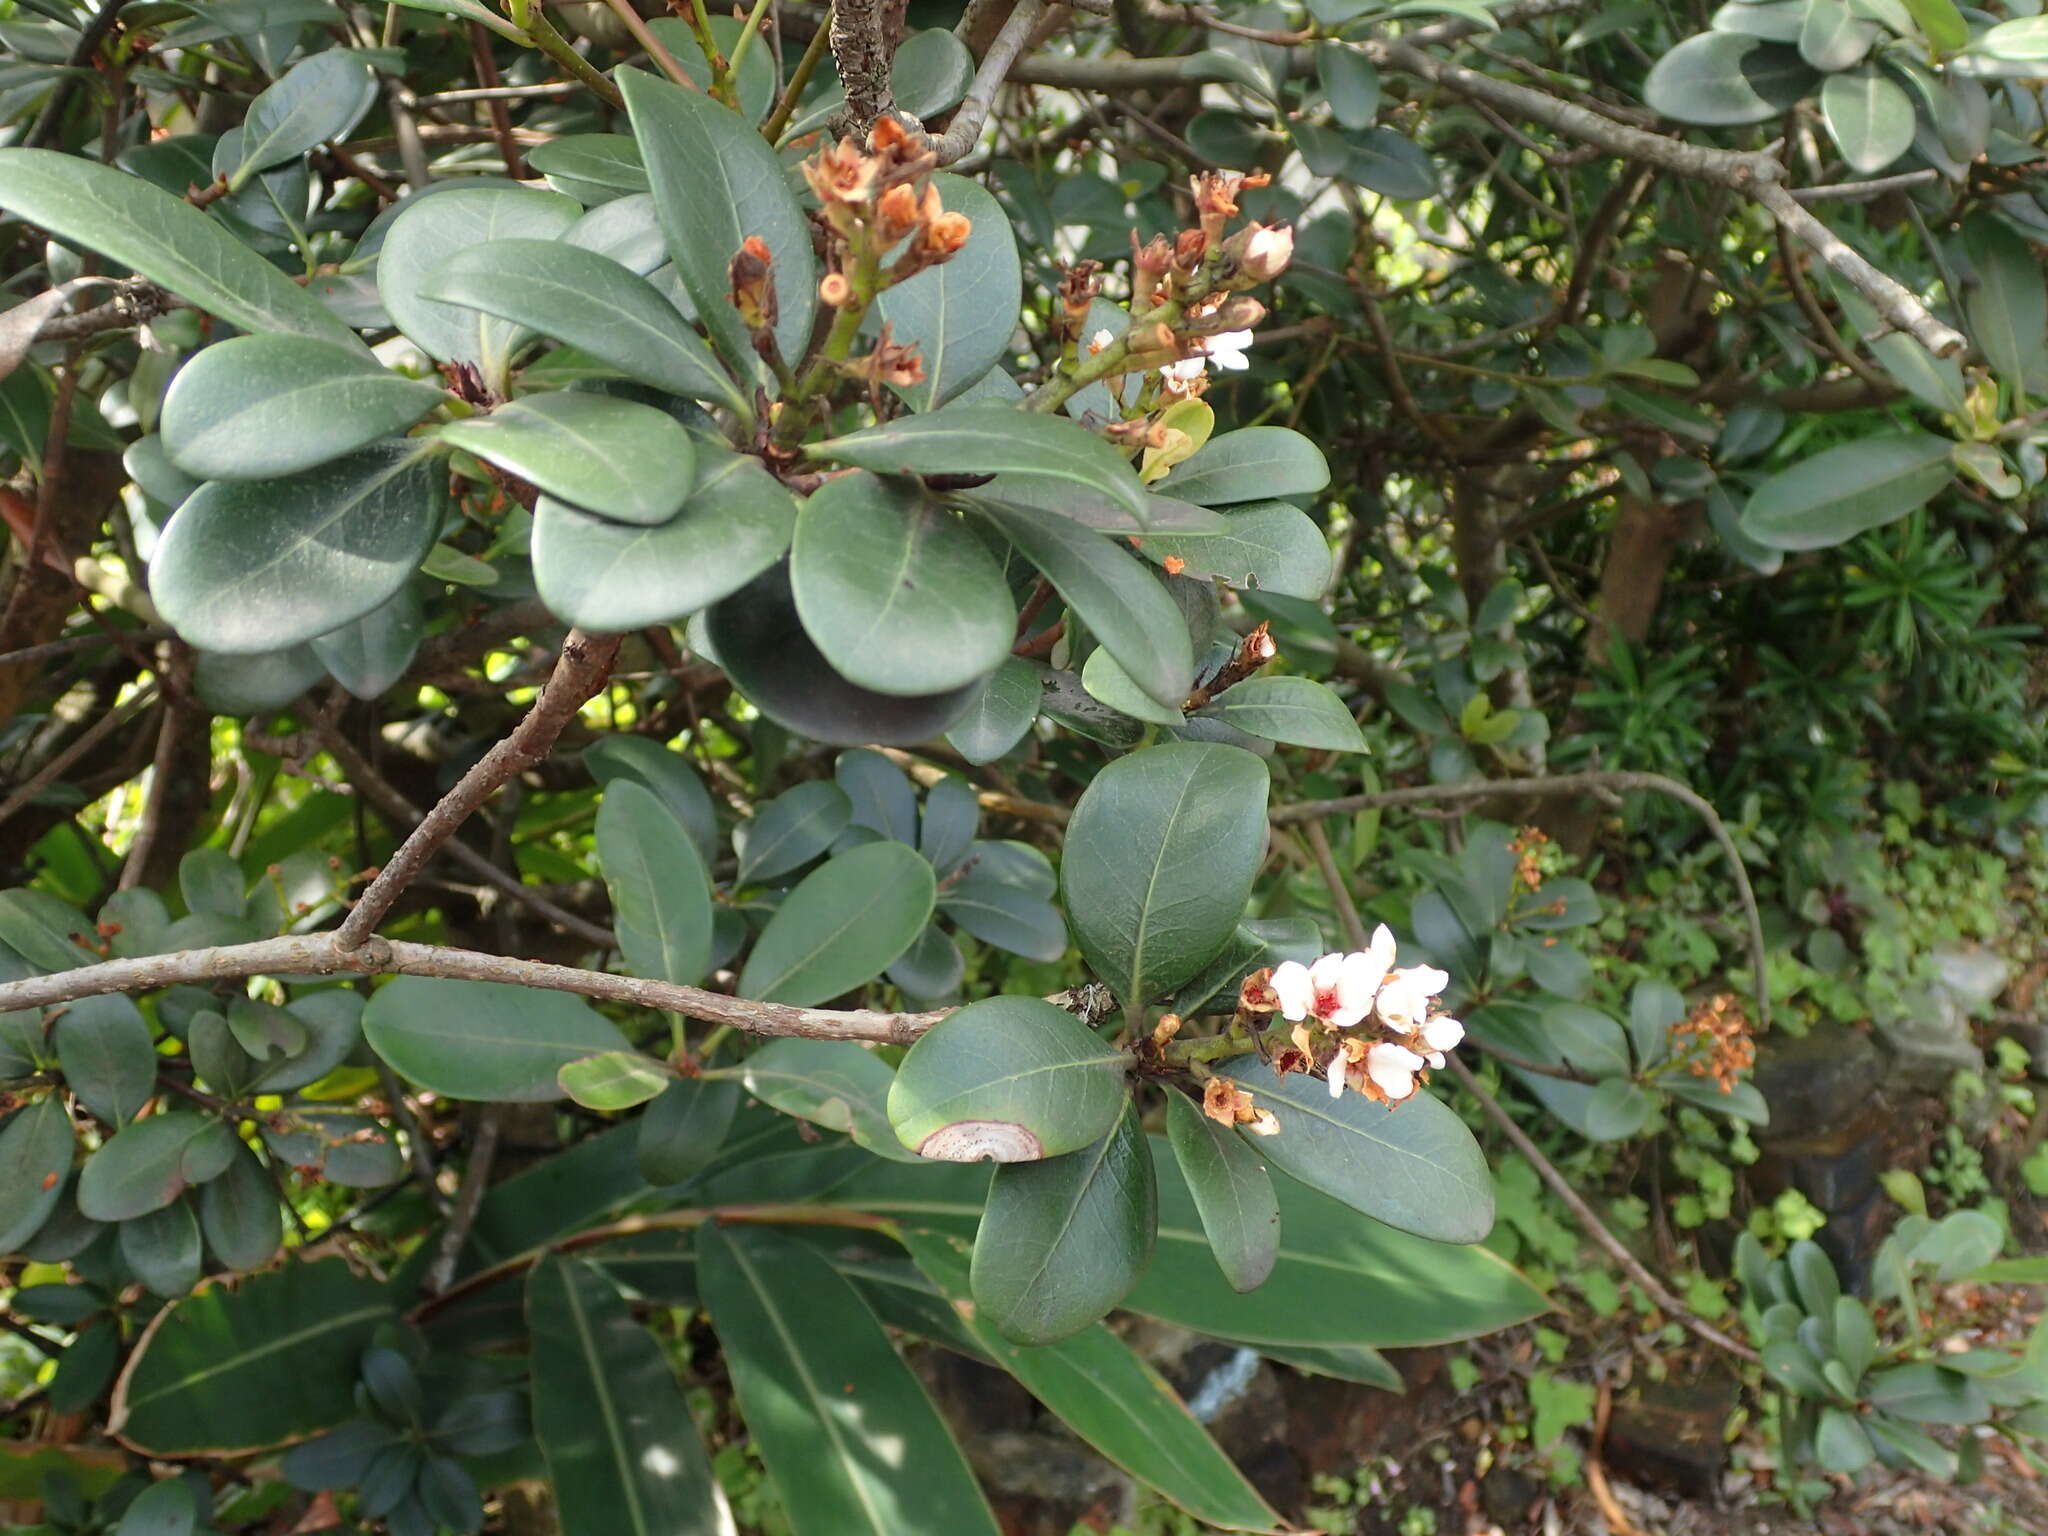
<box><xmin>1820</xmin><ymin>67</ymin><xmax>1914</xmax><ymax>174</ymax></box>
<box><xmin>886</xmin><ymin>922</ymin><xmax>966</xmax><ymax>999</ymax></box>
<box><xmin>440</xmin><ymin>392</ymin><xmax>693</xmax><ymax>526</ymax></box>
<box><xmin>816</xmin><ymin>405</ymin><xmax>1151</xmax><ymax>523</ymax></box>
<box><xmin>737</xmin><ymin>842</ymin><xmax>936</xmax><ymax>1005</ymax></box>
<box><xmin>1739</xmin><ymin>431</ymin><xmax>1954</xmax><ymax>550</ymax></box>
<box><xmin>363</xmin><ymin>976</ymin><xmax>632</xmax><ymax>1102</ymax></box>
<box><xmin>151</xmin><ymin>441</ymin><xmax>447</xmax><ymax>654</ymax></box>
<box><xmin>791</xmin><ymin>472</ymin><xmax>1015</xmax><ymax>696</ymax></box>
<box><xmin>737</xmin><ymin>781</ymin><xmax>852</xmax><ymax>886</ymax></box>
<box><xmin>1339</xmin><ymin>126</ymin><xmax>1438</xmax><ymax>199</ymax></box>
<box><xmin>559</xmin><ymin>1051</ymin><xmax>673</xmax><ymax>1111</ymax></box>
<box><xmin>526</xmin><ymin>1255</ymin><xmax>733</xmax><ymax>1535</ymax></box>
<box><xmin>1062</xmin><ymin>743</ymin><xmax>1270</xmax><ymax>1008</ymax></box>
<box><xmin>888</xmin><ymin>996</ymin><xmax>1127</xmax><ymax>1161</ymax></box>
<box><xmin>698</xmin><ymin>1224</ymin><xmax>999</xmax><ymax>1535</ymax></box>
<box><xmin>1197</xmin><ymin>676</ymin><xmax>1366</xmax><ymax>751</ymax></box>
<box><xmin>52</xmin><ymin>994</ymin><xmax>154</xmax><ymax>1128</ymax></box>
<box><xmin>421</xmin><ymin>238</ymin><xmax>746</xmax><ymax>416</ymax></box>
<box><xmin>1799</xmin><ymin>0</ymin><xmax>1878</xmax><ymax>69</ymax></box>
<box><xmin>0</xmin><ymin>888</ymin><xmax>100</xmax><ymax>970</ymax></box>
<box><xmin>161</xmin><ymin>335</ymin><xmax>444</xmax><ymax>482</ymax></box>
<box><xmin>1158</xmin><ymin>427</ymin><xmax>1329</xmax><ymax>507</ymax></box>
<box><xmin>635</xmin><ymin>1076</ymin><xmax>740</xmax><ymax>1185</ymax></box>
<box><xmin>968</xmin><ymin>498</ymin><xmax>1193</xmax><ymax>708</ymax></box>
<box><xmin>199</xmin><ymin>1141</ymin><xmax>282</xmax><ymax>1271</ymax></box>
<box><xmin>874</xmin><ymin>174</ymin><xmax>1022</xmax><ymax>411</ymax></box>
<box><xmin>0</xmin><ymin>150</ymin><xmax>360</xmax><ymax>348</ymax></box>
<box><xmin>1865</xmin><ymin>1362</ymin><xmax>1990</xmax><ymax>1424</ymax></box>
<box><xmin>1218</xmin><ymin>1058</ymin><xmax>1493</xmax><ymax>1244</ymax></box>
<box><xmin>311</xmin><ymin>583</ymin><xmax>424</xmax><ymax>700</ymax></box>
<box><xmin>108</xmin><ymin>1477</ymin><xmax>197</xmax><ymax>1536</ymax></box>
<box><xmin>1164</xmin><ymin>1089</ymin><xmax>1278</xmax><ymax>1293</ymax></box>
<box><xmin>527</xmin><ymin>133</ymin><xmax>648</xmax><ymax>197</ymax></box>
<box><xmin>1815</xmin><ymin>1405</ymin><xmax>1875</xmax><ymax>1472</ymax></box>
<box><xmin>972</xmin><ymin>1106</ymin><xmax>1155</xmax><ymax>1344</ymax></box>
<box><xmin>111</xmin><ymin>1259</ymin><xmax>392</xmax><ymax>1453</ymax></box>
<box><xmin>121</xmin><ymin>1198</ymin><xmax>202</xmax><ymax>1296</ymax></box>
<box><xmin>735</xmin><ymin>1038</ymin><xmax>918</xmax><ymax>1160</ymax></box>
<box><xmin>1962</xmin><ymin>214</ymin><xmax>2046</xmax><ymax>396</ymax></box>
<box><xmin>836</xmin><ymin>746</ymin><xmax>919</xmax><ymax>842</ymax></box>
<box><xmin>917</xmin><ymin>775</ymin><xmax>979</xmax><ymax>875</ymax></box>
<box><xmin>598</xmin><ymin>779</ymin><xmax>713</xmax><ymax>986</ymax></box>
<box><xmin>945</xmin><ymin>657</ymin><xmax>1041</xmax><ymax>763</ymax></box>
<box><xmin>0</xmin><ymin>1095</ymin><xmax>73</xmax><ymax>1250</ymax></box>
<box><xmin>646</xmin><ymin>14</ymin><xmax>781</xmax><ymax>121</ymax></box>
<box><xmin>225</xmin><ymin>48</ymin><xmax>376</xmax><ymax>186</ymax></box>
<box><xmin>376</xmin><ymin>185</ymin><xmax>582</xmax><ymax>371</ymax></box>
<box><xmin>937</xmin><ymin>868</ymin><xmax>1068</xmax><ymax>962</ymax></box>
<box><xmin>76</xmin><ymin>1111</ymin><xmax>225</xmax><ymax>1222</ymax></box>
<box><xmin>902</xmin><ymin>1229</ymin><xmax>1280</xmax><ymax>1531</ymax></box>
<box><xmin>46</xmin><ymin>1317</ymin><xmax>120</xmax><ymax>1415</ymax></box>
<box><xmin>583</xmin><ymin>733</ymin><xmax>721</xmax><ymax>865</ymax></box>
<box><xmin>1642</xmin><ymin>34</ymin><xmax>1817</xmax><ymax>124</ymax></box>
<box><xmin>619</xmin><ymin>67</ymin><xmax>815</xmax><ymax>381</ymax></box>
<box><xmin>1137</xmin><ymin>500</ymin><xmax>1332</xmax><ymax>598</ymax></box>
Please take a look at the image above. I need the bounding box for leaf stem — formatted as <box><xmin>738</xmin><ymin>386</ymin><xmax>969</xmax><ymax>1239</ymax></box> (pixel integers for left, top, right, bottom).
<box><xmin>764</xmin><ymin>6</ymin><xmax>834</xmax><ymax>142</ymax></box>
<box><xmin>524</xmin><ymin>7</ymin><xmax>625</xmax><ymax>110</ymax></box>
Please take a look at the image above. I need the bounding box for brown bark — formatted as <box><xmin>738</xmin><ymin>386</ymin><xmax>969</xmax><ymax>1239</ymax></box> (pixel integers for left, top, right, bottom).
<box><xmin>0</xmin><ymin>451</ymin><xmax>125</xmax><ymax>730</ymax></box>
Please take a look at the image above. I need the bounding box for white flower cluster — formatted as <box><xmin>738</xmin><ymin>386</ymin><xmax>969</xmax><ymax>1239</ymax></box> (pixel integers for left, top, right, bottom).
<box><xmin>1267</xmin><ymin>925</ymin><xmax>1464</xmax><ymax>1102</ymax></box>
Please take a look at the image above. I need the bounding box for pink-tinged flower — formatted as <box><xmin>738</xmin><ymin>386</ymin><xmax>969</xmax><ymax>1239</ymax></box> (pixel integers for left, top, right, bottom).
<box><xmin>1375</xmin><ymin>964</ymin><xmax>1449</xmax><ymax>1031</ymax></box>
<box><xmin>1088</xmin><ymin>327</ymin><xmax>1115</xmax><ymax>354</ymax></box>
<box><xmin>1241</xmin><ymin>223</ymin><xmax>1294</xmax><ymax>281</ymax></box>
<box><xmin>1419</xmin><ymin>1014</ymin><xmax>1464</xmax><ymax>1069</ymax></box>
<box><xmin>1201</xmin><ymin>329</ymin><xmax>1254</xmax><ymax>371</ymax></box>
<box><xmin>1365</xmin><ymin>1042</ymin><xmax>1427</xmax><ymax>1102</ymax></box>
<box><xmin>1270</xmin><ymin>942</ymin><xmax>1391</xmax><ymax>1030</ymax></box>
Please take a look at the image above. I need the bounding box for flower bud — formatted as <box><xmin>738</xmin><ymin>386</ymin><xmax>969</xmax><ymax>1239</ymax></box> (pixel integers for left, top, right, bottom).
<box><xmin>877</xmin><ymin>182</ymin><xmax>920</xmax><ymax>240</ymax></box>
<box><xmin>819</xmin><ymin>271</ymin><xmax>853</xmax><ymax>307</ymax></box>
<box><xmin>1241</xmin><ymin>222</ymin><xmax>1294</xmax><ymax>281</ymax></box>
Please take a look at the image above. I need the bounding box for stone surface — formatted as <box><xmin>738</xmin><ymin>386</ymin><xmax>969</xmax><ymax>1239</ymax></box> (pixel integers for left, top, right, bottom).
<box><xmin>1604</xmin><ymin>1375</ymin><xmax>1739</xmax><ymax>1500</ymax></box>
<box><xmin>962</xmin><ymin>1430</ymin><xmax>1135</xmax><ymax>1535</ymax></box>
<box><xmin>1750</xmin><ymin>1020</ymin><xmax>1882</xmax><ymax>1132</ymax></box>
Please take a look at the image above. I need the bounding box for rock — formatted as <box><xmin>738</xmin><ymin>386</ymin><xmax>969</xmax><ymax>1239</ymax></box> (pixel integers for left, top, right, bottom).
<box><xmin>962</xmin><ymin>1430</ymin><xmax>1135</xmax><ymax>1535</ymax></box>
<box><xmin>1122</xmin><ymin>1321</ymin><xmax>1303</xmax><ymax>1510</ymax></box>
<box><xmin>1750</xmin><ymin>1020</ymin><xmax>1882</xmax><ymax>1132</ymax></box>
<box><xmin>1603</xmin><ymin>1376</ymin><xmax>1738</xmax><ymax>1500</ymax></box>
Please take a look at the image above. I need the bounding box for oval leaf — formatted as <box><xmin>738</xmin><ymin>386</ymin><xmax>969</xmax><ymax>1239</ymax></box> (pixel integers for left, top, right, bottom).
<box><xmin>736</xmin><ymin>841</ymin><xmax>935</xmax><ymax>1004</ymax></box>
<box><xmin>439</xmin><ymin>392</ymin><xmax>694</xmax><ymax>526</ymax></box>
<box><xmin>1164</xmin><ymin>1088</ymin><xmax>1279</xmax><ymax>1293</ymax></box>
<box><xmin>874</xmin><ymin>173</ymin><xmax>1023</xmax><ymax>411</ymax></box>
<box><xmin>1738</xmin><ymin>430</ymin><xmax>1955</xmax><ymax>550</ymax></box>
<box><xmin>597</xmin><ymin>779</ymin><xmax>714</xmax><ymax>986</ymax></box>
<box><xmin>362</xmin><ymin>977</ymin><xmax>632</xmax><ymax>1102</ymax></box>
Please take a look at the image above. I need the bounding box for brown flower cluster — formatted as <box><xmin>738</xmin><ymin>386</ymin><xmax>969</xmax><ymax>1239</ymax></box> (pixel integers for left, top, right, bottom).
<box><xmin>1510</xmin><ymin>826</ymin><xmax>1549</xmax><ymax>892</ymax></box>
<box><xmin>1670</xmin><ymin>993</ymin><xmax>1755</xmax><ymax>1093</ymax></box>
<box><xmin>1202</xmin><ymin>1075</ymin><xmax>1280</xmax><ymax>1136</ymax></box>
<box><xmin>803</xmin><ymin>116</ymin><xmax>970</xmax><ymax>295</ymax></box>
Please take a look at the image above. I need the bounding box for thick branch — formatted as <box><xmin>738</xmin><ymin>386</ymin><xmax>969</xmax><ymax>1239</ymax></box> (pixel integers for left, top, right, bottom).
<box><xmin>0</xmin><ymin>932</ymin><xmax>947</xmax><ymax>1044</ymax></box>
<box><xmin>334</xmin><ymin>630</ymin><xmax>621</xmax><ymax>951</ymax></box>
<box><xmin>830</xmin><ymin>0</ymin><xmax>905</xmax><ymax>139</ymax></box>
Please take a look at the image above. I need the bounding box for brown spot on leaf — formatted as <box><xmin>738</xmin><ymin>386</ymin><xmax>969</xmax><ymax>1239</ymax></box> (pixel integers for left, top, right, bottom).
<box><xmin>915</xmin><ymin>1121</ymin><xmax>1044</xmax><ymax>1162</ymax></box>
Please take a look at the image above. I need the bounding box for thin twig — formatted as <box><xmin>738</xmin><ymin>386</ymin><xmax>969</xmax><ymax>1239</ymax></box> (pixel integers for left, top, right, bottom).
<box><xmin>0</xmin><ymin>932</ymin><xmax>951</xmax><ymax>1044</ymax></box>
<box><xmin>424</xmin><ymin>1108</ymin><xmax>500</xmax><ymax>1294</ymax></box>
<box><xmin>0</xmin><ymin>685</ymin><xmax>158</xmax><ymax>828</ymax></box>
<box><xmin>929</xmin><ymin>0</ymin><xmax>1046</xmax><ymax>165</ymax></box>
<box><xmin>376</xmin><ymin>1059</ymin><xmax>450</xmax><ymax>1216</ymax></box>
<box><xmin>764</xmin><ymin>3</ymin><xmax>835</xmax><ymax>141</ymax></box>
<box><xmin>24</xmin><ymin>0</ymin><xmax>135</xmax><ymax>148</ymax></box>
<box><xmin>334</xmin><ymin>631</ymin><xmax>622</xmax><ymax>952</ymax></box>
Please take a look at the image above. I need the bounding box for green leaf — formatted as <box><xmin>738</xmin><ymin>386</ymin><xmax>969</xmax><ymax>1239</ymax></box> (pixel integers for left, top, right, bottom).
<box><xmin>836</xmin><ymin>747</ymin><xmax>918</xmax><ymax>843</ymax></box>
<box><xmin>535</xmin><ymin>448</ymin><xmax>797</xmax><ymax>633</ymax></box>
<box><xmin>736</xmin><ymin>1037</ymin><xmax>919</xmax><ymax>1160</ymax></box>
<box><xmin>560</xmin><ymin>1051</ymin><xmax>674</xmax><ymax>1111</ymax></box>
<box><xmin>1062</xmin><ymin>743</ymin><xmax>1271</xmax><ymax>1008</ymax></box>
<box><xmin>945</xmin><ymin>658</ymin><xmax>1042</xmax><ymax>764</ymax></box>
<box><xmin>1834</xmin><ymin>1295</ymin><xmax>1878</xmax><ymax>1385</ymax></box>
<box><xmin>224</xmin><ymin>49</ymin><xmax>376</xmax><ymax>189</ymax></box>
<box><xmin>529</xmin><ymin>134</ymin><xmax>649</xmax><ymax>199</ymax></box>
<box><xmin>972</xmin><ymin>1106</ymin><xmax>1156</xmax><ymax>1345</ymax></box>
<box><xmin>376</xmin><ymin>185</ymin><xmax>582</xmax><ymax>374</ymax></box>
<box><xmin>150</xmin><ymin>441</ymin><xmax>447</xmax><ymax>655</ymax></box>
<box><xmin>901</xmin><ymin>1229</ymin><xmax>1280</xmax><ymax>1531</ymax></box>
<box><xmin>0</xmin><ymin>149</ymin><xmax>360</xmax><ymax>348</ymax></box>
<box><xmin>51</xmin><ymin>994</ymin><xmax>154</xmax><ymax>1129</ymax></box>
<box><xmin>160</xmin><ymin>335</ymin><xmax>444</xmax><ymax>482</ymax></box>
<box><xmin>584</xmin><ymin>736</ymin><xmax>721</xmax><ymax>863</ymax></box>
<box><xmin>1082</xmin><ymin>645</ymin><xmax>1181</xmax><ymax>726</ymax></box>
<box><xmin>737</xmin><ymin>781</ymin><xmax>852</xmax><ymax>886</ymax></box>
<box><xmin>938</xmin><ymin>867</ymin><xmax>1069</xmax><ymax>962</ymax></box>
<box><xmin>1814</xmin><ymin>1405</ymin><xmax>1874</xmax><ymax>1472</ymax></box>
<box><xmin>887</xmin><ymin>996</ymin><xmax>1128</xmax><ymax>1161</ymax></box>
<box><xmin>1157</xmin><ymin>427</ymin><xmax>1329</xmax><ymax>507</ymax></box>
<box><xmin>1339</xmin><ymin>126</ymin><xmax>1439</xmax><ymax>199</ymax></box>
<box><xmin>619</xmin><ymin>66</ymin><xmax>815</xmax><ymax>383</ymax></box>
<box><xmin>110</xmin><ymin>1260</ymin><xmax>392</xmax><ymax>1454</ymax></box>
<box><xmin>1961</xmin><ymin>214</ymin><xmax>2046</xmax><ymax>397</ymax></box>
<box><xmin>737</xmin><ymin>842</ymin><xmax>935</xmax><ymax>1004</ymax></box>
<box><xmin>1164</xmin><ymin>1089</ymin><xmax>1278</xmax><ymax>1293</ymax></box>
<box><xmin>698</xmin><ymin>1224</ymin><xmax>1000</xmax><ymax>1534</ymax></box>
<box><xmin>598</xmin><ymin>779</ymin><xmax>713</xmax><ymax>987</ymax></box>
<box><xmin>440</xmin><ymin>393</ymin><xmax>694</xmax><ymax>526</ymax></box>
<box><xmin>0</xmin><ymin>1096</ymin><xmax>73</xmax><ymax>1250</ymax></box>
<box><xmin>1136</xmin><ymin>500</ymin><xmax>1333</xmax><ymax>599</ymax></box>
<box><xmin>76</xmin><ymin>1111</ymin><xmax>230</xmax><ymax>1221</ymax></box>
<box><xmin>420</xmin><ymin>238</ymin><xmax>746</xmax><ymax>416</ymax></box>
<box><xmin>1641</xmin><ymin>34</ymin><xmax>1817</xmax><ymax>125</ymax></box>
<box><xmin>1799</xmin><ymin>0</ymin><xmax>1879</xmax><ymax>69</ymax></box>
<box><xmin>1318</xmin><ymin>40</ymin><xmax>1380</xmax><ymax>128</ymax></box>
<box><xmin>527</xmin><ymin>1255</ymin><xmax>732</xmax><ymax>1535</ymax></box>
<box><xmin>1903</xmin><ymin>0</ymin><xmax>1967</xmax><ymax>51</ymax></box>
<box><xmin>646</xmin><ymin>15</ymin><xmax>782</xmax><ymax>122</ymax></box>
<box><xmin>122</xmin><ymin>1198</ymin><xmax>202</xmax><ymax>1297</ymax></box>
<box><xmin>1218</xmin><ymin>1058</ymin><xmax>1494</xmax><ymax>1244</ymax></box>
<box><xmin>47</xmin><ymin>1318</ymin><xmax>121</xmax><ymax>1417</ymax></box>
<box><xmin>1864</xmin><ymin>1362</ymin><xmax>1991</xmax><ymax>1424</ymax></box>
<box><xmin>636</xmin><ymin>1076</ymin><xmax>739</xmax><ymax>1185</ymax></box>
<box><xmin>967</xmin><ymin>499</ymin><xmax>1194</xmax><ymax>708</ymax></box>
<box><xmin>1832</xmin><ymin>281</ymin><xmax>1969</xmax><ymax>417</ymax></box>
<box><xmin>0</xmin><ymin>889</ymin><xmax>97</xmax><ymax>971</ymax></box>
<box><xmin>816</xmin><ymin>405</ymin><xmax>1151</xmax><ymax>523</ymax></box>
<box><xmin>199</xmin><ymin>1141</ymin><xmax>283</xmax><ymax>1271</ymax></box>
<box><xmin>363</xmin><ymin>976</ymin><xmax>632</xmax><ymax>1101</ymax></box>
<box><xmin>1820</xmin><ymin>67</ymin><xmax>1914</xmax><ymax>174</ymax></box>
<box><xmin>1975</xmin><ymin>13</ymin><xmax>2048</xmax><ymax>59</ymax></box>
<box><xmin>790</xmin><ymin>472</ymin><xmax>1015</xmax><ymax>696</ymax></box>
<box><xmin>110</xmin><ymin>1478</ymin><xmax>197</xmax><ymax>1536</ymax></box>
<box><xmin>874</xmin><ymin>174</ymin><xmax>1022</xmax><ymax>411</ymax></box>
<box><xmin>1197</xmin><ymin>676</ymin><xmax>1366</xmax><ymax>751</ymax></box>
<box><xmin>1739</xmin><ymin>431</ymin><xmax>1955</xmax><ymax>550</ymax></box>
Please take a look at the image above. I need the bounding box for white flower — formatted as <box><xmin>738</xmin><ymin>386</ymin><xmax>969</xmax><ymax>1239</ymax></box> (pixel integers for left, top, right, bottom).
<box><xmin>1201</xmin><ymin>329</ymin><xmax>1254</xmax><ymax>371</ymax></box>
<box><xmin>1366</xmin><ymin>1042</ymin><xmax>1427</xmax><ymax>1102</ymax></box>
<box><xmin>1088</xmin><ymin>327</ymin><xmax>1115</xmax><ymax>354</ymax></box>
<box><xmin>1375</xmin><ymin>965</ymin><xmax>1449</xmax><ymax>1031</ymax></box>
<box><xmin>1270</xmin><ymin>941</ymin><xmax>1392</xmax><ymax>1030</ymax></box>
<box><xmin>1419</xmin><ymin>1013</ymin><xmax>1464</xmax><ymax>1068</ymax></box>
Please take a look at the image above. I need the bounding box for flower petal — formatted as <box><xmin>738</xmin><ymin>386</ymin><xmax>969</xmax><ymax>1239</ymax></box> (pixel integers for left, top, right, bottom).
<box><xmin>1422</xmin><ymin>1014</ymin><xmax>1464</xmax><ymax>1053</ymax></box>
<box><xmin>1336</xmin><ymin>948</ymin><xmax>1391</xmax><ymax>1020</ymax></box>
<box><xmin>1366</xmin><ymin>1042</ymin><xmax>1425</xmax><ymax>1101</ymax></box>
<box><xmin>1269</xmin><ymin>960</ymin><xmax>1314</xmax><ymax>1021</ymax></box>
